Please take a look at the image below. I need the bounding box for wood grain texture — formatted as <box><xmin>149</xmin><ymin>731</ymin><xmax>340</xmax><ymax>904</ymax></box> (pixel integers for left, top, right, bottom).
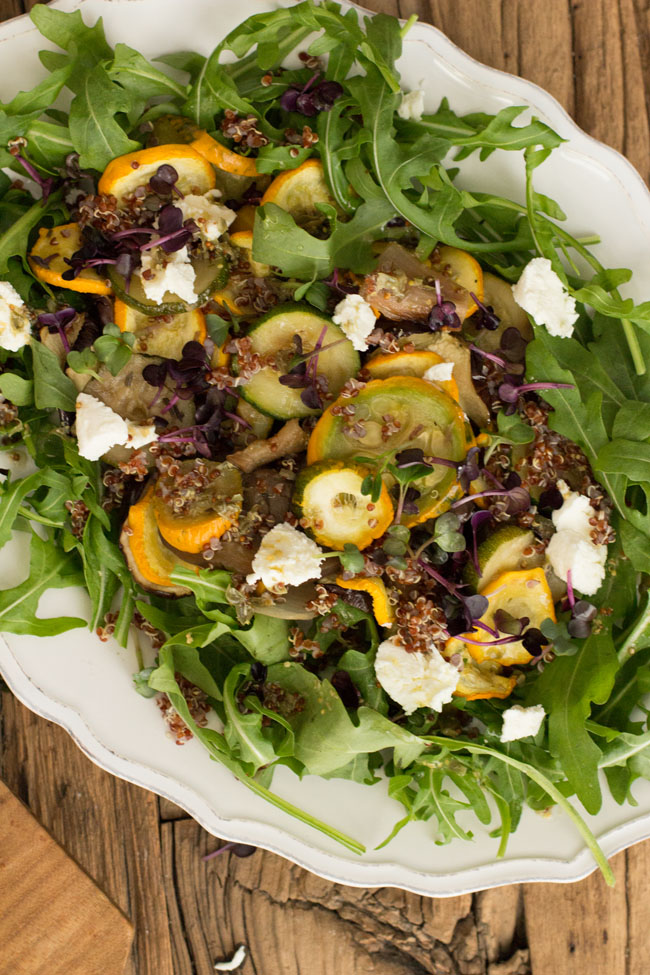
<box><xmin>1</xmin><ymin>0</ymin><xmax>649</xmax><ymax>973</ymax></box>
<box><xmin>0</xmin><ymin>780</ymin><xmax>133</xmax><ymax>975</ymax></box>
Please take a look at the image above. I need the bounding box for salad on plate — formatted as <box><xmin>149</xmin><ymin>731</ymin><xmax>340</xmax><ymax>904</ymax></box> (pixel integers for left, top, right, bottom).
<box><xmin>2</xmin><ymin>0</ymin><xmax>650</xmax><ymax>883</ymax></box>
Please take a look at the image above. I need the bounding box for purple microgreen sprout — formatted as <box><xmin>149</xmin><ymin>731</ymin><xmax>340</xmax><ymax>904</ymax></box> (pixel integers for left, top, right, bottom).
<box><xmin>428</xmin><ymin>296</ymin><xmax>461</xmax><ymax>331</ymax></box>
<box><xmin>202</xmin><ymin>842</ymin><xmax>256</xmax><ymax>862</ymax></box>
<box><xmin>452</xmin><ymin>484</ymin><xmax>531</xmax><ymax>515</ymax></box>
<box><xmin>149</xmin><ymin>164</ymin><xmax>183</xmax><ymax>198</ymax></box>
<box><xmin>498</xmin><ymin>379</ymin><xmax>574</xmax><ymax>404</ymax></box>
<box><xmin>37</xmin><ymin>307</ymin><xmax>76</xmax><ymax>355</ymax></box>
<box><xmin>281</xmin><ymin>74</ymin><xmax>343</xmax><ymax>116</ymax></box>
<box><xmin>469</xmin><ymin>291</ymin><xmax>500</xmax><ymax>331</ymax></box>
<box><xmin>566</xmin><ymin>568</ymin><xmax>575</xmax><ymax>610</ymax></box>
<box><xmin>140</xmin><ymin>204</ymin><xmax>197</xmax><ymax>254</ymax></box>
<box><xmin>470</xmin><ymin>344</ymin><xmax>508</xmax><ymax>369</ymax></box>
<box><xmin>8</xmin><ymin>140</ymin><xmax>54</xmax><ymax>202</ymax></box>
<box><xmin>567</xmin><ymin>600</ymin><xmax>598</xmax><ymax>639</ymax></box>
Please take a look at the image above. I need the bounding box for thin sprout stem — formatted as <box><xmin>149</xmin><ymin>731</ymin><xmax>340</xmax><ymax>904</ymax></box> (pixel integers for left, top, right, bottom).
<box><xmin>400</xmin><ymin>13</ymin><xmax>418</xmax><ymax>37</ymax></box>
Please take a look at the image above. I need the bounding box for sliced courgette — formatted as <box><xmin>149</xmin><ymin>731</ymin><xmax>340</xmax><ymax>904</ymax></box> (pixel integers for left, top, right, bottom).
<box><xmin>120</xmin><ymin>483</ymin><xmax>195</xmax><ymax>596</ymax></box>
<box><xmin>464</xmin><ymin>271</ymin><xmax>533</xmax><ymax>353</ymax></box>
<box><xmin>153</xmin><ymin>460</ymin><xmax>243</xmax><ymax>554</ymax></box>
<box><xmin>442</xmin><ymin>647</ymin><xmax>517</xmax><ymax>700</ymax></box>
<box><xmin>307</xmin><ymin>376</ymin><xmax>468</xmax><ymax>525</ymax></box>
<box><xmin>114</xmin><ymin>299</ymin><xmax>207</xmax><ymax>358</ymax></box>
<box><xmin>237</xmin><ymin>303</ymin><xmax>360</xmax><ymax>420</ymax></box>
<box><xmin>292</xmin><ymin>459</ymin><xmax>393</xmax><ymax>550</ymax></box>
<box><xmin>464</xmin><ymin>524</ymin><xmax>535</xmax><ymax>591</ymax></box>
<box><xmin>109</xmin><ymin>252</ymin><xmax>229</xmax><ymax>316</ymax></box>
<box><xmin>452</xmin><ymin>568</ymin><xmax>555</xmax><ymax>667</ymax></box>
<box><xmin>335</xmin><ymin>575</ymin><xmax>395</xmax><ymax>626</ymax></box>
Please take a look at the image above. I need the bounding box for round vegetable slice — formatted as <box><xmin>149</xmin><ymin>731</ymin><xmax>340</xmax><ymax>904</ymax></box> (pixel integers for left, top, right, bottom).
<box><xmin>114</xmin><ymin>299</ymin><xmax>207</xmax><ymax>358</ymax></box>
<box><xmin>465</xmin><ymin>271</ymin><xmax>533</xmax><ymax>353</ymax></box>
<box><xmin>463</xmin><ymin>524</ymin><xmax>536</xmax><ymax>591</ymax></box>
<box><xmin>29</xmin><ymin>223</ymin><xmax>112</xmax><ymax>295</ymax></box>
<box><xmin>364</xmin><ymin>349</ymin><xmax>460</xmax><ymax>403</ymax></box>
<box><xmin>98</xmin><ymin>144</ymin><xmax>216</xmax><ymax>205</ymax></box>
<box><xmin>120</xmin><ymin>483</ymin><xmax>196</xmax><ymax>595</ymax></box>
<box><xmin>109</xmin><ymin>252</ymin><xmax>229</xmax><ymax>316</ymax></box>
<box><xmin>442</xmin><ymin>646</ymin><xmax>517</xmax><ymax>700</ymax></box>
<box><xmin>307</xmin><ymin>377</ymin><xmax>468</xmax><ymax>525</ymax></box>
<box><xmin>230</xmin><ymin>204</ymin><xmax>257</xmax><ymax>234</ymax></box>
<box><xmin>237</xmin><ymin>303</ymin><xmax>360</xmax><ymax>420</ymax></box>
<box><xmin>293</xmin><ymin>460</ymin><xmax>393</xmax><ymax>550</ymax></box>
<box><xmin>430</xmin><ymin>245</ymin><xmax>483</xmax><ymax>317</ymax></box>
<box><xmin>229</xmin><ymin>231</ymin><xmax>271</xmax><ymax>277</ymax></box>
<box><xmin>153</xmin><ymin>461</ymin><xmax>243</xmax><ymax>554</ymax></box>
<box><xmin>190</xmin><ymin>130</ymin><xmax>259</xmax><ymax>178</ymax></box>
<box><xmin>335</xmin><ymin>575</ymin><xmax>395</xmax><ymax>626</ymax></box>
<box><xmin>450</xmin><ymin>568</ymin><xmax>556</xmax><ymax>667</ymax></box>
<box><xmin>260</xmin><ymin>160</ymin><xmax>335</xmax><ymax>224</ymax></box>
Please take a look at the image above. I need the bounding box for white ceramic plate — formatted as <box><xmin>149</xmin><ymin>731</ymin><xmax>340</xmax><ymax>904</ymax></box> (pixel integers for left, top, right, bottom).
<box><xmin>1</xmin><ymin>0</ymin><xmax>650</xmax><ymax>898</ymax></box>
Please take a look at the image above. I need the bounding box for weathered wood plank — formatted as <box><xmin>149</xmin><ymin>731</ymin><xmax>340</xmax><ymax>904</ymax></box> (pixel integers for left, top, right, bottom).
<box><xmin>523</xmin><ymin>852</ymin><xmax>628</xmax><ymax>975</ymax></box>
<box><xmin>0</xmin><ymin>692</ymin><xmax>175</xmax><ymax>975</ymax></box>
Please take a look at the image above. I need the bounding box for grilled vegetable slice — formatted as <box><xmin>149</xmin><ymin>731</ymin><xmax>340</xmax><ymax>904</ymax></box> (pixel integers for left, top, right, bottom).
<box><xmin>364</xmin><ymin>349</ymin><xmax>460</xmax><ymax>403</ymax></box>
<box><xmin>442</xmin><ymin>646</ymin><xmax>517</xmax><ymax>700</ymax></box>
<box><xmin>153</xmin><ymin>461</ymin><xmax>242</xmax><ymax>554</ymax></box>
<box><xmin>120</xmin><ymin>484</ymin><xmax>195</xmax><ymax>595</ymax></box>
<box><xmin>114</xmin><ymin>300</ymin><xmax>207</xmax><ymax>358</ymax></box>
<box><xmin>307</xmin><ymin>377</ymin><xmax>468</xmax><ymax>525</ymax></box>
<box><xmin>293</xmin><ymin>460</ymin><xmax>393</xmax><ymax>550</ymax></box>
<box><xmin>400</xmin><ymin>331</ymin><xmax>489</xmax><ymax>427</ymax></box>
<box><xmin>29</xmin><ymin>223</ymin><xmax>112</xmax><ymax>295</ymax></box>
<box><xmin>464</xmin><ymin>525</ymin><xmax>535</xmax><ymax>591</ymax></box>
<box><xmin>260</xmin><ymin>160</ymin><xmax>335</xmax><ymax>225</ymax></box>
<box><xmin>109</xmin><ymin>252</ymin><xmax>228</xmax><ymax>316</ymax></box>
<box><xmin>237</xmin><ymin>304</ymin><xmax>360</xmax><ymax>420</ymax></box>
<box><xmin>335</xmin><ymin>575</ymin><xmax>395</xmax><ymax>626</ymax></box>
<box><xmin>448</xmin><ymin>568</ymin><xmax>555</xmax><ymax>667</ymax></box>
<box><xmin>98</xmin><ymin>144</ymin><xmax>215</xmax><ymax>204</ymax></box>
<box><xmin>465</xmin><ymin>271</ymin><xmax>533</xmax><ymax>353</ymax></box>
<box><xmin>430</xmin><ymin>245</ymin><xmax>483</xmax><ymax>315</ymax></box>
<box><xmin>191</xmin><ymin>129</ymin><xmax>259</xmax><ymax>178</ymax></box>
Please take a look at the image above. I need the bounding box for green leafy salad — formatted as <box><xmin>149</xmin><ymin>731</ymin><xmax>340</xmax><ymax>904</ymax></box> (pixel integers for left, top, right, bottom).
<box><xmin>2</xmin><ymin>1</ymin><xmax>650</xmax><ymax>883</ymax></box>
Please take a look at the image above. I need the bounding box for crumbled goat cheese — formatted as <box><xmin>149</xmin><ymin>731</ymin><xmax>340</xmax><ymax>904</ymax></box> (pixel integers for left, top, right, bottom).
<box><xmin>75</xmin><ymin>394</ymin><xmax>157</xmax><ymax>461</ymax></box>
<box><xmin>178</xmin><ymin>189</ymin><xmax>236</xmax><ymax>243</ymax></box>
<box><xmin>0</xmin><ymin>280</ymin><xmax>31</xmax><ymax>351</ymax></box>
<box><xmin>139</xmin><ymin>245</ymin><xmax>197</xmax><ymax>305</ymax></box>
<box><xmin>423</xmin><ymin>360</ymin><xmax>454</xmax><ymax>383</ymax></box>
<box><xmin>398</xmin><ymin>88</ymin><xmax>425</xmax><ymax>121</ymax></box>
<box><xmin>500</xmin><ymin>704</ymin><xmax>546</xmax><ymax>742</ymax></box>
<box><xmin>126</xmin><ymin>421</ymin><xmax>159</xmax><ymax>450</ymax></box>
<box><xmin>374</xmin><ymin>637</ymin><xmax>459</xmax><ymax>715</ymax></box>
<box><xmin>75</xmin><ymin>393</ymin><xmax>129</xmax><ymax>461</ymax></box>
<box><xmin>545</xmin><ymin>478</ymin><xmax>607</xmax><ymax>595</ymax></box>
<box><xmin>246</xmin><ymin>523</ymin><xmax>325</xmax><ymax>589</ymax></box>
<box><xmin>332</xmin><ymin>293</ymin><xmax>377</xmax><ymax>352</ymax></box>
<box><xmin>511</xmin><ymin>257</ymin><xmax>578</xmax><ymax>338</ymax></box>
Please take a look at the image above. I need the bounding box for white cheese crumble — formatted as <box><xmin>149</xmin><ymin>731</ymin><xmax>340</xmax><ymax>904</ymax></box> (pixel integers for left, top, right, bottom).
<box><xmin>178</xmin><ymin>189</ymin><xmax>236</xmax><ymax>243</ymax></box>
<box><xmin>332</xmin><ymin>293</ymin><xmax>377</xmax><ymax>352</ymax></box>
<box><xmin>398</xmin><ymin>88</ymin><xmax>425</xmax><ymax>121</ymax></box>
<box><xmin>511</xmin><ymin>257</ymin><xmax>578</xmax><ymax>338</ymax></box>
<box><xmin>75</xmin><ymin>394</ymin><xmax>158</xmax><ymax>461</ymax></box>
<box><xmin>500</xmin><ymin>704</ymin><xmax>546</xmax><ymax>742</ymax></box>
<box><xmin>139</xmin><ymin>245</ymin><xmax>197</xmax><ymax>305</ymax></box>
<box><xmin>423</xmin><ymin>360</ymin><xmax>454</xmax><ymax>383</ymax></box>
<box><xmin>546</xmin><ymin>479</ymin><xmax>607</xmax><ymax>595</ymax></box>
<box><xmin>374</xmin><ymin>637</ymin><xmax>459</xmax><ymax>715</ymax></box>
<box><xmin>246</xmin><ymin>522</ymin><xmax>325</xmax><ymax>590</ymax></box>
<box><xmin>0</xmin><ymin>280</ymin><xmax>31</xmax><ymax>351</ymax></box>
<box><xmin>214</xmin><ymin>945</ymin><xmax>247</xmax><ymax>972</ymax></box>
<box><xmin>126</xmin><ymin>421</ymin><xmax>159</xmax><ymax>450</ymax></box>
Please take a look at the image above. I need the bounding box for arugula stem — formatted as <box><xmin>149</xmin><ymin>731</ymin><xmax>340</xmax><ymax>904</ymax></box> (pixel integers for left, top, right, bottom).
<box><xmin>425</xmin><ymin>735</ymin><xmax>615</xmax><ymax>885</ymax></box>
<box><xmin>400</xmin><ymin>14</ymin><xmax>418</xmax><ymax>38</ymax></box>
<box><xmin>17</xmin><ymin>505</ymin><xmax>62</xmax><ymax>528</ymax></box>
<box><xmin>616</xmin><ymin>593</ymin><xmax>650</xmax><ymax>662</ymax></box>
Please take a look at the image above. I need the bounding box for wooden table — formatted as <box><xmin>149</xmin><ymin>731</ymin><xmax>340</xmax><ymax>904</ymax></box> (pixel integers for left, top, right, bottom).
<box><xmin>1</xmin><ymin>0</ymin><xmax>649</xmax><ymax>972</ymax></box>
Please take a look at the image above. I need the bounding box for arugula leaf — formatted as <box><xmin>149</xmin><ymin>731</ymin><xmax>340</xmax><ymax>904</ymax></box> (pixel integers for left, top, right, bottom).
<box><xmin>108</xmin><ymin>43</ymin><xmax>187</xmax><ymax>101</ymax></box>
<box><xmin>69</xmin><ymin>64</ymin><xmax>141</xmax><ymax>170</ymax></box>
<box><xmin>31</xmin><ymin>340</ymin><xmax>78</xmax><ymax>411</ymax></box>
<box><xmin>252</xmin><ymin>197</ymin><xmax>396</xmax><ymax>280</ymax></box>
<box><xmin>0</xmin><ymin>532</ymin><xmax>85</xmax><ymax>636</ymax></box>
<box><xmin>0</xmin><ymin>189</ymin><xmax>65</xmax><ymax>280</ymax></box>
<box><xmin>0</xmin><ymin>374</ymin><xmax>33</xmax><ymax>406</ymax></box>
<box><xmin>531</xmin><ymin>623</ymin><xmax>618</xmax><ymax>814</ymax></box>
<box><xmin>232</xmin><ymin>614</ymin><xmax>290</xmax><ymax>664</ymax></box>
